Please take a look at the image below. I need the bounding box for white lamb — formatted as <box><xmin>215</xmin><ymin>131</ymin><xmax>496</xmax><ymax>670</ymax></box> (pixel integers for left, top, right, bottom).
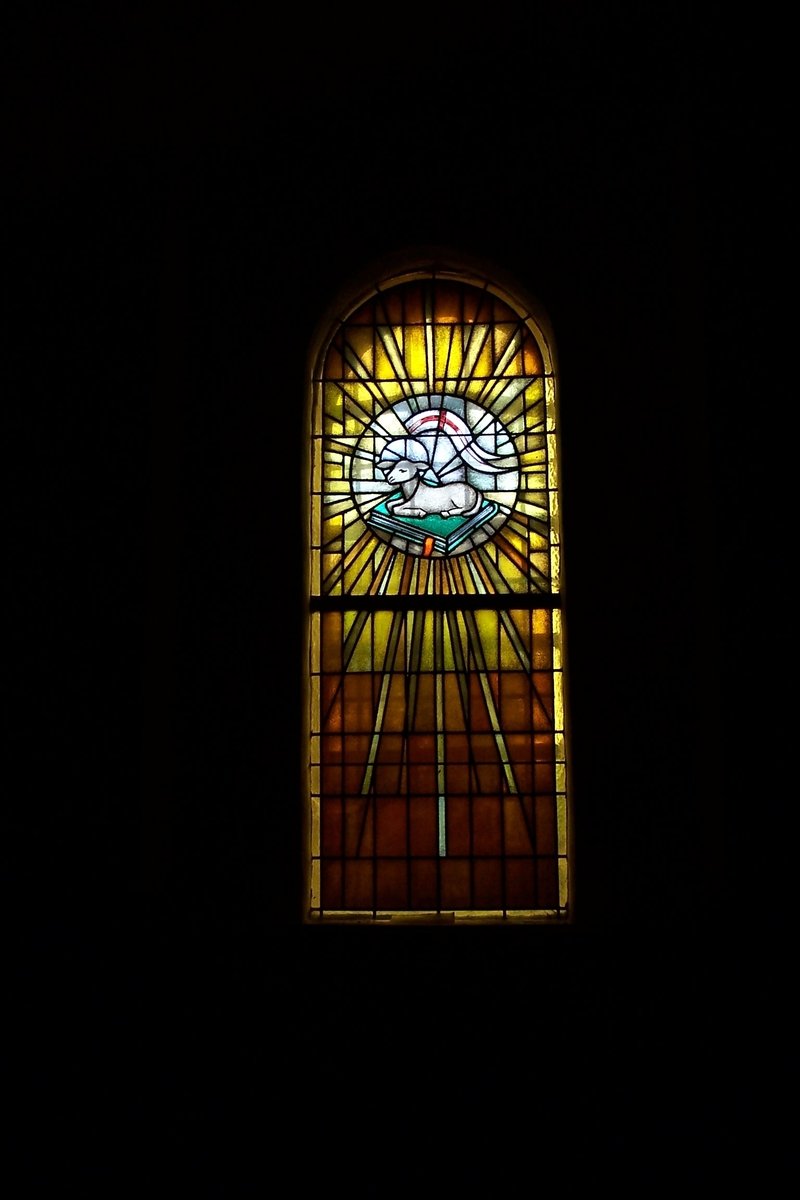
<box><xmin>385</xmin><ymin>459</ymin><xmax>482</xmax><ymax>518</ymax></box>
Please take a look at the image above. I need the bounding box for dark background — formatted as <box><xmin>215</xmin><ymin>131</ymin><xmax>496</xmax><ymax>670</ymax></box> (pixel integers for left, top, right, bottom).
<box><xmin>8</xmin><ymin>5</ymin><xmax>787</xmax><ymax>1191</ymax></box>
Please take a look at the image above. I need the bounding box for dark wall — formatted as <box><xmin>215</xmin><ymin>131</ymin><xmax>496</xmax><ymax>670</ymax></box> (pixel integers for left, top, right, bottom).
<box><xmin>11</xmin><ymin>7</ymin><xmax>782</xmax><ymax>1190</ymax></box>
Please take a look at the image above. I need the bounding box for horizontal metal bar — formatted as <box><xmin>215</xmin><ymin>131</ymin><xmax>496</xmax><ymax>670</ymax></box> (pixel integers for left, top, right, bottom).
<box><xmin>309</xmin><ymin>593</ymin><xmax>561</xmax><ymax>613</ymax></box>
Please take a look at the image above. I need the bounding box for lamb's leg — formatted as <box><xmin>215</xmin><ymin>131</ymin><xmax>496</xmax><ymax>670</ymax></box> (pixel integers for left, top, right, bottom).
<box><xmin>392</xmin><ymin>503</ymin><xmax>426</xmax><ymax>517</ymax></box>
<box><xmin>442</xmin><ymin>498</ymin><xmax>479</xmax><ymax>518</ymax></box>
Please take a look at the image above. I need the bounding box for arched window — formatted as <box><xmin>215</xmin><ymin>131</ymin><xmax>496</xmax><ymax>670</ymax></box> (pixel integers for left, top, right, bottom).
<box><xmin>304</xmin><ymin>253</ymin><xmax>571</xmax><ymax>923</ymax></box>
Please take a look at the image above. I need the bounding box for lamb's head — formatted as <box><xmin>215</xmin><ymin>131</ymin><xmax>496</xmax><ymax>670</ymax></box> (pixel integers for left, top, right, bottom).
<box><xmin>378</xmin><ymin>437</ymin><xmax>434</xmax><ymax>482</ymax></box>
<box><xmin>385</xmin><ymin>459</ymin><xmax>420</xmax><ymax>486</ymax></box>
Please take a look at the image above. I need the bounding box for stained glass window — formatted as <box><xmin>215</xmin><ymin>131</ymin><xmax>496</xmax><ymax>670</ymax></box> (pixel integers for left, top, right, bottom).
<box><xmin>305</xmin><ymin>261</ymin><xmax>570</xmax><ymax>923</ymax></box>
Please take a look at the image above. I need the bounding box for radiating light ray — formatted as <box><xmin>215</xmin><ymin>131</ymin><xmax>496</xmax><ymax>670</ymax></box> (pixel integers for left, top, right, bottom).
<box><xmin>438</xmin><ymin>324</ymin><xmax>458</xmax><ymax>386</ymax></box>
<box><xmin>475</xmin><ymin>379</ymin><xmax>539</xmax><ymax>430</ymax></box>
<box><xmin>326</xmin><ymin>438</ymin><xmax>366</xmax><ymax>460</ymax></box>
<box><xmin>444</xmin><ymin>609</ymin><xmax>471</xmax><ymax>714</ymax></box>
<box><xmin>444</xmin><ymin>557</ymin><xmax>461</xmax><ymax>597</ymax></box>
<box><xmin>498</xmin><ymin>611</ymin><xmax>531</xmax><ymax>674</ymax></box>
<box><xmin>433</xmin><ymin>608</ymin><xmax>447</xmax><ymax>855</ymax></box>
<box><xmin>405</xmin><ymin>609</ymin><xmax>424</xmax><ymax>720</ymax></box>
<box><xmin>322</xmin><ymin>495</ymin><xmax>353</xmax><ymax>518</ymax></box>
<box><xmin>461</xmin><ymin>323</ymin><xmax>492</xmax><ymax>382</ymax></box>
<box><xmin>375</xmin><ymin>324</ymin><xmax>413</xmax><ymax>391</ymax></box>
<box><xmin>449</xmin><ymin>553</ymin><xmax>476</xmax><ymax>595</ymax></box>
<box><xmin>359</xmin><ymin>610</ymin><xmax>406</xmax><ymax>798</ymax></box>
<box><xmin>374</xmin><ymin>547</ymin><xmax>402</xmax><ymax>597</ymax></box>
<box><xmin>517</xmin><ymin>444</ymin><xmax>549</xmax><ymax>468</ymax></box>
<box><xmin>492</xmin><ymin>387</ymin><xmax>546</xmax><ymax>431</ymax></box>
<box><xmin>397</xmin><ymin>553</ymin><xmax>417</xmax><ymax>597</ymax></box>
<box><xmin>447</xmin><ymin>607</ymin><xmax>537</xmax><ymax>849</ymax></box>
<box><xmin>321</xmin><ymin>546</ymin><xmax>405</xmax><ymax>727</ymax></box>
<box><xmin>474</xmin><ymin>330</ymin><xmax>527</xmax><ymax>407</ymax></box>
<box><xmin>492</xmin><ymin>531</ymin><xmax>551</xmax><ymax>590</ymax></box>
<box><xmin>472</xmin><ymin>543</ymin><xmax>513</xmax><ymax>595</ymax></box>
<box><xmin>342</xmin><ymin>611</ymin><xmax>371</xmax><ymax>668</ymax></box>
<box><xmin>465</xmin><ymin>549</ymin><xmax>499</xmax><ymax>596</ymax></box>
<box><xmin>515</xmin><ymin>497</ymin><xmax>550</xmax><ymax>523</ymax></box>
<box><xmin>458</xmin><ymin>609</ymin><xmax>519</xmax><ymax>796</ymax></box>
<box><xmin>505</xmin><ymin>513</ymin><xmax>547</xmax><ymax>543</ymax></box>
<box><xmin>330</xmin><ymin>381</ymin><xmax>380</xmax><ymax>426</ymax></box>
<box><xmin>417</xmin><ymin>557</ymin><xmax>434</xmax><ymax>596</ymax></box>
<box><xmin>528</xmin><ymin>671</ymin><xmax>556</xmax><ymax>730</ymax></box>
<box><xmin>345</xmin><ymin>540</ymin><xmax>383</xmax><ymax>596</ymax></box>
<box><xmin>425</xmin><ymin>293</ymin><xmax>435</xmax><ymax>395</ymax></box>
<box><xmin>337</xmin><ymin>360</ymin><xmax>415</xmax><ymax>424</ymax></box>
<box><xmin>492</xmin><ymin>531</ymin><xmax>532</xmax><ymax>578</ymax></box>
<box><xmin>321</xmin><ymin>607</ymin><xmax>371</xmax><ymax>729</ymax></box>
<box><xmin>340</xmin><ymin>344</ymin><xmax>387</xmax><ymax>396</ymax></box>
<box><xmin>320</xmin><ymin>526</ymin><xmax>374</xmax><ymax>595</ymax></box>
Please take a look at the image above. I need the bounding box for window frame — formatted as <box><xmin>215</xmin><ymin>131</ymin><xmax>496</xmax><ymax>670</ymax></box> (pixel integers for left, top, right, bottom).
<box><xmin>303</xmin><ymin>250</ymin><xmax>573</xmax><ymax>926</ymax></box>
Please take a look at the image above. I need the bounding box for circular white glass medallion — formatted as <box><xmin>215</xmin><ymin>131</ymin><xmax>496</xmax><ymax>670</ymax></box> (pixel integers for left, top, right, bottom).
<box><xmin>351</xmin><ymin>395</ymin><xmax>520</xmax><ymax>558</ymax></box>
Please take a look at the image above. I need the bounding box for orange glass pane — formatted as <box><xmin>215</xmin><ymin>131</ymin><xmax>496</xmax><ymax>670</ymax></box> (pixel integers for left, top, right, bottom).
<box><xmin>473</xmin><ymin>859</ymin><xmax>504</xmax><ymax>908</ymax></box>
<box><xmin>375</xmin><ymin>798</ymin><xmax>409</xmax><ymax>855</ymax></box>
<box><xmin>472</xmin><ymin>797</ymin><xmax>503</xmax><ymax>855</ymax></box>
<box><xmin>505</xmin><ymin>858</ymin><xmax>537</xmax><ymax>909</ymax></box>
<box><xmin>535</xmin><ymin>796</ymin><xmax>558</xmax><ymax>854</ymax></box>
<box><xmin>443</xmin><ymin>798</ymin><xmax>471</xmax><ymax>856</ymax></box>
<box><xmin>503</xmin><ymin>796</ymin><xmax>536</xmax><ymax>855</ymax></box>
<box><xmin>410</xmin><ymin>859</ymin><xmax>439</xmax><ymax>908</ymax></box>
<box><xmin>408</xmin><ymin>798</ymin><xmax>439</xmax><ymax>856</ymax></box>
<box><xmin>439</xmin><ymin>858</ymin><xmax>471</xmax><ymax>910</ymax></box>
<box><xmin>375</xmin><ymin>860</ymin><xmax>409</xmax><ymax>908</ymax></box>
